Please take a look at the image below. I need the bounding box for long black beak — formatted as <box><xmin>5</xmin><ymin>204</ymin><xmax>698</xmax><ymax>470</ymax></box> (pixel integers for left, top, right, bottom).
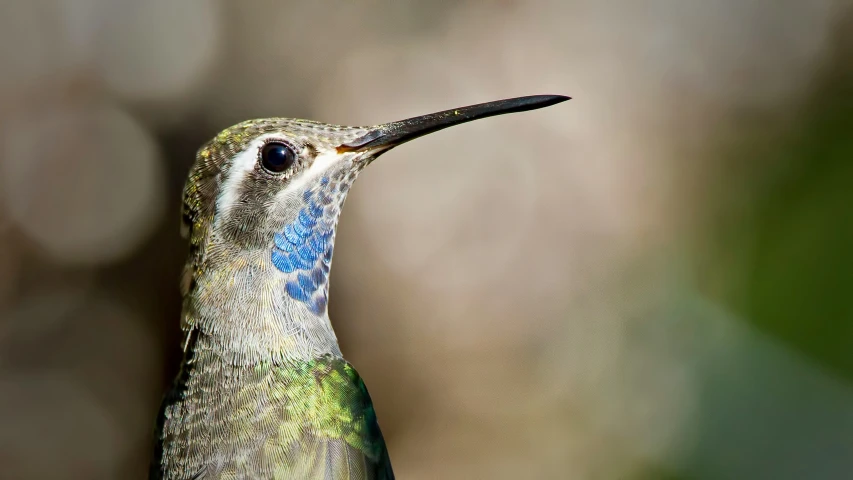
<box><xmin>337</xmin><ymin>94</ymin><xmax>570</xmax><ymax>153</ymax></box>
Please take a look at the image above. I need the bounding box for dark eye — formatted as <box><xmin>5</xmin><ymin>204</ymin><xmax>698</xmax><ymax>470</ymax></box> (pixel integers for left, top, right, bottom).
<box><xmin>260</xmin><ymin>141</ymin><xmax>297</xmax><ymax>173</ymax></box>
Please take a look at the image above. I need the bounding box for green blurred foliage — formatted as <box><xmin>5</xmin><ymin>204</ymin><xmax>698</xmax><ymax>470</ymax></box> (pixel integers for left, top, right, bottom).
<box><xmin>702</xmin><ymin>16</ymin><xmax>853</xmax><ymax>378</ymax></box>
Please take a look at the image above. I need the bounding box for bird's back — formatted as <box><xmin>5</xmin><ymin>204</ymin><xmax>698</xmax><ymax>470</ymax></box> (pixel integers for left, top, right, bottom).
<box><xmin>151</xmin><ymin>332</ymin><xmax>393</xmax><ymax>480</ymax></box>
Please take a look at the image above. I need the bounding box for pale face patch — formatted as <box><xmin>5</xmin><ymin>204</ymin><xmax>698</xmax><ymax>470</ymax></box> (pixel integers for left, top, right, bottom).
<box><xmin>213</xmin><ymin>136</ymin><xmax>269</xmax><ymax>231</ymax></box>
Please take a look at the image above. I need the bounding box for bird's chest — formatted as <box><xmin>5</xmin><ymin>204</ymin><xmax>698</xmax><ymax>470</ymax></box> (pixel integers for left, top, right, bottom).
<box><xmin>153</xmin><ymin>355</ymin><xmax>382</xmax><ymax>479</ymax></box>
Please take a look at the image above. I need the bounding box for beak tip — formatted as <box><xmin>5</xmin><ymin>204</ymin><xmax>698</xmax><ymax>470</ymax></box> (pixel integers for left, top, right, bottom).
<box><xmin>527</xmin><ymin>94</ymin><xmax>572</xmax><ymax>107</ymax></box>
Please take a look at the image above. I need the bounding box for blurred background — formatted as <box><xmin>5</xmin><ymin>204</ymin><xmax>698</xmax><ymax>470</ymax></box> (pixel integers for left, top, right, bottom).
<box><xmin>1</xmin><ymin>0</ymin><xmax>852</xmax><ymax>478</ymax></box>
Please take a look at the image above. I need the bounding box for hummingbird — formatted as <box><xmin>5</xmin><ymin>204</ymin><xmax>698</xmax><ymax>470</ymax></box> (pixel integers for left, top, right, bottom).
<box><xmin>150</xmin><ymin>95</ymin><xmax>570</xmax><ymax>479</ymax></box>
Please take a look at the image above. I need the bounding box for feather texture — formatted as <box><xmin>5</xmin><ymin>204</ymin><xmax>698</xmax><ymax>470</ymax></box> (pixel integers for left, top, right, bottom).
<box><xmin>151</xmin><ymin>331</ymin><xmax>393</xmax><ymax>479</ymax></box>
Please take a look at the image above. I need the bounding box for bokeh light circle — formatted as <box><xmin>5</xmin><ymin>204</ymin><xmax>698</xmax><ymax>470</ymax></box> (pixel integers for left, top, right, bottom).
<box><xmin>1</xmin><ymin>102</ymin><xmax>165</xmax><ymax>266</ymax></box>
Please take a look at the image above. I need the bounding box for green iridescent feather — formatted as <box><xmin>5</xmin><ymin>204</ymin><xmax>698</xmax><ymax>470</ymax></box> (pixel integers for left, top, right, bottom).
<box><xmin>151</xmin><ymin>332</ymin><xmax>392</xmax><ymax>479</ymax></box>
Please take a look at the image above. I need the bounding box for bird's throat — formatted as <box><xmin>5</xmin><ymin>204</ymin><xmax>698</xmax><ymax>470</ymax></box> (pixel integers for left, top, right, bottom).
<box><xmin>182</xmin><ymin>249</ymin><xmax>343</xmax><ymax>366</ymax></box>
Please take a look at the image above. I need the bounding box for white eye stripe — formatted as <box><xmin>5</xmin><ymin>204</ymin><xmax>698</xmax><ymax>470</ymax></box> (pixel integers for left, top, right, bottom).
<box><xmin>215</xmin><ymin>135</ymin><xmax>279</xmax><ymax>228</ymax></box>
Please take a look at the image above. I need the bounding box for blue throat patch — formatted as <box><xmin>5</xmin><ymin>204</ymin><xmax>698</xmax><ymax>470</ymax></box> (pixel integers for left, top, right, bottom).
<box><xmin>271</xmin><ymin>176</ymin><xmax>349</xmax><ymax>314</ymax></box>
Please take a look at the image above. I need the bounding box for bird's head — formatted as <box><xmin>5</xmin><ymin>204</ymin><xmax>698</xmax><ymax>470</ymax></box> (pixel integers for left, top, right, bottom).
<box><xmin>180</xmin><ymin>95</ymin><xmax>569</xmax><ymax>361</ymax></box>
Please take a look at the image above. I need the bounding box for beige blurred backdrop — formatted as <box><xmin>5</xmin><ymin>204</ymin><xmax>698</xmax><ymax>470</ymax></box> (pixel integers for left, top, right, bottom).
<box><xmin>2</xmin><ymin>1</ymin><xmax>853</xmax><ymax>479</ymax></box>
